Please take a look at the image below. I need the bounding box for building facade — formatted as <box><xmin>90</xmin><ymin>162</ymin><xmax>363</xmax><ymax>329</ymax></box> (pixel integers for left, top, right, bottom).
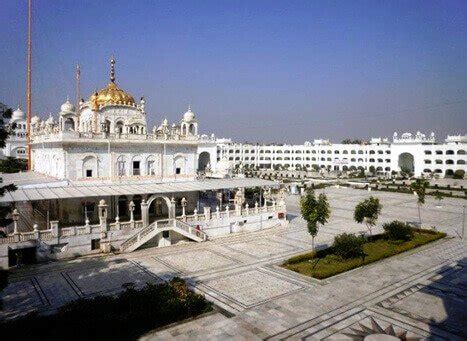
<box><xmin>217</xmin><ymin>132</ymin><xmax>467</xmax><ymax>178</ymax></box>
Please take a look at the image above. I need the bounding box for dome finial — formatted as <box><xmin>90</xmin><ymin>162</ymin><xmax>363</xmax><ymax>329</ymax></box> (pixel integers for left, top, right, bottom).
<box><xmin>110</xmin><ymin>56</ymin><xmax>116</xmax><ymax>83</ymax></box>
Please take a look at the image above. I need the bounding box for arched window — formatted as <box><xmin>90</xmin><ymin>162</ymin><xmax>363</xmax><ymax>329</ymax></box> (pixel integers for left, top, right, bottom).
<box><xmin>456</xmin><ymin>149</ymin><xmax>465</xmax><ymax>155</ymax></box>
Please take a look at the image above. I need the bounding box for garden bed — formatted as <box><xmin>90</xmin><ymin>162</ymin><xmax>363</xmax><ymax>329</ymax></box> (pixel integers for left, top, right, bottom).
<box><xmin>0</xmin><ymin>278</ymin><xmax>212</xmax><ymax>340</ymax></box>
<box><xmin>282</xmin><ymin>229</ymin><xmax>446</xmax><ymax>279</ymax></box>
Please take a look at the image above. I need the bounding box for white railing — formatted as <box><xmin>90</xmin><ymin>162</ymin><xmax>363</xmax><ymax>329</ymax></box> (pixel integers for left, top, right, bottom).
<box><xmin>173</xmin><ymin>219</ymin><xmax>208</xmax><ymax>241</ymax></box>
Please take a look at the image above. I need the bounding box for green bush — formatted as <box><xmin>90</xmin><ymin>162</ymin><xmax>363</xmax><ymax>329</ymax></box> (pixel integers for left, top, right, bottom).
<box><xmin>453</xmin><ymin>169</ymin><xmax>465</xmax><ymax>179</ymax></box>
<box><xmin>332</xmin><ymin>233</ymin><xmax>365</xmax><ymax>259</ymax></box>
<box><xmin>383</xmin><ymin>221</ymin><xmax>414</xmax><ymax>241</ymax></box>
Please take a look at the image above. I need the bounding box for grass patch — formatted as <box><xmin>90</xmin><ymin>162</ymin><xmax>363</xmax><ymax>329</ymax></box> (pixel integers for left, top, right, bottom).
<box><xmin>0</xmin><ymin>278</ymin><xmax>212</xmax><ymax>340</ymax></box>
<box><xmin>282</xmin><ymin>229</ymin><xmax>446</xmax><ymax>279</ymax></box>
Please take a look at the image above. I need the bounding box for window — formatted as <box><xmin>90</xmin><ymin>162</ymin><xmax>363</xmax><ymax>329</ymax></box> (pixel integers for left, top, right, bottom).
<box><xmin>147</xmin><ymin>160</ymin><xmax>155</xmax><ymax>175</ymax></box>
<box><xmin>133</xmin><ymin>161</ymin><xmax>140</xmax><ymax>175</ymax></box>
<box><xmin>162</xmin><ymin>231</ymin><xmax>170</xmax><ymax>238</ymax></box>
<box><xmin>424</xmin><ymin>150</ymin><xmax>432</xmax><ymax>155</ymax></box>
<box><xmin>91</xmin><ymin>239</ymin><xmax>101</xmax><ymax>250</ymax></box>
<box><xmin>86</xmin><ymin>169</ymin><xmax>93</xmax><ymax>178</ymax></box>
<box><xmin>117</xmin><ymin>160</ymin><xmax>125</xmax><ymax>176</ymax></box>
<box><xmin>175</xmin><ymin>167</ymin><xmax>181</xmax><ymax>174</ymax></box>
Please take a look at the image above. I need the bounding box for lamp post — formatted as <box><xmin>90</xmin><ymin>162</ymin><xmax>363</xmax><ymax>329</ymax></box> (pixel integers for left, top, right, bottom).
<box><xmin>129</xmin><ymin>200</ymin><xmax>135</xmax><ymax>222</ymax></box>
<box><xmin>12</xmin><ymin>208</ymin><xmax>19</xmax><ymax>235</ymax></box>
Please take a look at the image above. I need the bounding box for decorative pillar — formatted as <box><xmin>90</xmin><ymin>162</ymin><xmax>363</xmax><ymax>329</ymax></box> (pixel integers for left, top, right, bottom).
<box><xmin>141</xmin><ymin>199</ymin><xmax>149</xmax><ymax>227</ymax></box>
<box><xmin>193</xmin><ymin>208</ymin><xmax>198</xmax><ymax>221</ymax></box>
<box><xmin>33</xmin><ymin>223</ymin><xmax>39</xmax><ymax>239</ymax></box>
<box><xmin>169</xmin><ymin>197</ymin><xmax>176</xmax><ymax>219</ymax></box>
<box><xmin>255</xmin><ymin>201</ymin><xmax>259</xmax><ymax>214</ymax></box>
<box><xmin>98</xmin><ymin>199</ymin><xmax>108</xmax><ymax>235</ymax></box>
<box><xmin>115</xmin><ymin>215</ymin><xmax>120</xmax><ymax>230</ymax></box>
<box><xmin>225</xmin><ymin>205</ymin><xmax>230</xmax><ymax>218</ymax></box>
<box><xmin>129</xmin><ymin>200</ymin><xmax>135</xmax><ymax>222</ymax></box>
<box><xmin>245</xmin><ymin>203</ymin><xmax>249</xmax><ymax>215</ymax></box>
<box><xmin>216</xmin><ymin>206</ymin><xmax>220</xmax><ymax>219</ymax></box>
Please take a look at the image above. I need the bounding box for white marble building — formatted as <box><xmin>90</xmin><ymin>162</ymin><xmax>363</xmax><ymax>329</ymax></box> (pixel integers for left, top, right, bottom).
<box><xmin>217</xmin><ymin>132</ymin><xmax>467</xmax><ymax>178</ymax></box>
<box><xmin>30</xmin><ymin>58</ymin><xmax>215</xmax><ymax>181</ymax></box>
<box><xmin>0</xmin><ymin>59</ymin><xmax>286</xmax><ymax>268</ymax></box>
<box><xmin>2</xmin><ymin>106</ymin><xmax>27</xmax><ymax>159</ymax></box>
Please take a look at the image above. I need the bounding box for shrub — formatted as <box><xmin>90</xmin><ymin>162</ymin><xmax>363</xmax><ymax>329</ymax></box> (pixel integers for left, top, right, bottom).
<box><xmin>453</xmin><ymin>169</ymin><xmax>465</xmax><ymax>179</ymax></box>
<box><xmin>332</xmin><ymin>233</ymin><xmax>365</xmax><ymax>259</ymax></box>
<box><xmin>383</xmin><ymin>220</ymin><xmax>414</xmax><ymax>241</ymax></box>
<box><xmin>0</xmin><ymin>278</ymin><xmax>212</xmax><ymax>340</ymax></box>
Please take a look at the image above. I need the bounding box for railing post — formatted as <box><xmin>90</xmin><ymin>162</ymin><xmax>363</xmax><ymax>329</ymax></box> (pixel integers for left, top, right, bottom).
<box><xmin>50</xmin><ymin>220</ymin><xmax>59</xmax><ymax>237</ymax></box>
<box><xmin>216</xmin><ymin>206</ymin><xmax>220</xmax><ymax>219</ymax></box>
<box><xmin>203</xmin><ymin>207</ymin><xmax>211</xmax><ymax>221</ymax></box>
<box><xmin>255</xmin><ymin>202</ymin><xmax>259</xmax><ymax>214</ymax></box>
<box><xmin>245</xmin><ymin>203</ymin><xmax>249</xmax><ymax>215</ymax></box>
<box><xmin>225</xmin><ymin>205</ymin><xmax>229</xmax><ymax>218</ymax></box>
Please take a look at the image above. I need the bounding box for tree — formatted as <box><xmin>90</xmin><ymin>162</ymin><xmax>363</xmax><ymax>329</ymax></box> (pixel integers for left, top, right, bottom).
<box><xmin>299</xmin><ymin>189</ymin><xmax>330</xmax><ymax>250</ymax></box>
<box><xmin>410</xmin><ymin>178</ymin><xmax>429</xmax><ymax>227</ymax></box>
<box><xmin>0</xmin><ymin>104</ymin><xmax>17</xmax><ymax>228</ymax></box>
<box><xmin>433</xmin><ymin>190</ymin><xmax>444</xmax><ymax>207</ymax></box>
<box><xmin>0</xmin><ymin>157</ymin><xmax>27</xmax><ymax>173</ymax></box>
<box><xmin>354</xmin><ymin>196</ymin><xmax>382</xmax><ymax>236</ymax></box>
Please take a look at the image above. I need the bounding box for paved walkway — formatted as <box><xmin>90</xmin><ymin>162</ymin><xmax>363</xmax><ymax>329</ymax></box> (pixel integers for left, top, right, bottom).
<box><xmin>1</xmin><ymin>188</ymin><xmax>466</xmax><ymax>339</ymax></box>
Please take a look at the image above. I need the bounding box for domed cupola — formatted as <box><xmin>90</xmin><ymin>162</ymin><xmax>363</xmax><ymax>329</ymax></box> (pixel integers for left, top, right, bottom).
<box><xmin>183</xmin><ymin>106</ymin><xmax>196</xmax><ymax>122</ymax></box>
<box><xmin>11</xmin><ymin>106</ymin><xmax>25</xmax><ymax>122</ymax></box>
<box><xmin>60</xmin><ymin>98</ymin><xmax>75</xmax><ymax>114</ymax></box>
<box><xmin>180</xmin><ymin>105</ymin><xmax>198</xmax><ymax>136</ymax></box>
<box><xmin>88</xmin><ymin>58</ymin><xmax>135</xmax><ymax>109</ymax></box>
<box><xmin>59</xmin><ymin>98</ymin><xmax>78</xmax><ymax>132</ymax></box>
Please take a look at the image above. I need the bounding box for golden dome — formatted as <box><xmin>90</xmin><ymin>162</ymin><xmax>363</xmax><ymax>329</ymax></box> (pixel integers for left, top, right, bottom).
<box><xmin>92</xmin><ymin>82</ymin><xmax>135</xmax><ymax>107</ymax></box>
<box><xmin>89</xmin><ymin>57</ymin><xmax>135</xmax><ymax>110</ymax></box>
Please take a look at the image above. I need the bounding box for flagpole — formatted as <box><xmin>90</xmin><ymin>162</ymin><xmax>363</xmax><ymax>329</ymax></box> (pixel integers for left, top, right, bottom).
<box><xmin>26</xmin><ymin>0</ymin><xmax>32</xmax><ymax>170</ymax></box>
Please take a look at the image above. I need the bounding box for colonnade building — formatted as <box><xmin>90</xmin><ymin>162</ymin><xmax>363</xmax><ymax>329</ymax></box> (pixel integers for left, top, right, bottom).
<box><xmin>217</xmin><ymin>132</ymin><xmax>467</xmax><ymax>178</ymax></box>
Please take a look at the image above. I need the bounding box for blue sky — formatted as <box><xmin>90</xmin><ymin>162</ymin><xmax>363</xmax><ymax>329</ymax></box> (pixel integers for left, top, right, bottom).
<box><xmin>1</xmin><ymin>0</ymin><xmax>466</xmax><ymax>143</ymax></box>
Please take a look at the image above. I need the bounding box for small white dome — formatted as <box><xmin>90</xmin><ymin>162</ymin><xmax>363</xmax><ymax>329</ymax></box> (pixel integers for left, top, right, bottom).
<box><xmin>60</xmin><ymin>99</ymin><xmax>75</xmax><ymax>114</ymax></box>
<box><xmin>31</xmin><ymin>116</ymin><xmax>40</xmax><ymax>125</ymax></box>
<box><xmin>46</xmin><ymin>115</ymin><xmax>55</xmax><ymax>125</ymax></box>
<box><xmin>183</xmin><ymin>106</ymin><xmax>195</xmax><ymax>121</ymax></box>
<box><xmin>11</xmin><ymin>106</ymin><xmax>25</xmax><ymax>121</ymax></box>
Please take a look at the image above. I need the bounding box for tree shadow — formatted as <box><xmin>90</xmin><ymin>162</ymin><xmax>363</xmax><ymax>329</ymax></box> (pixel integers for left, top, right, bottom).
<box><xmin>0</xmin><ymin>254</ymin><xmax>218</xmax><ymax>339</ymax></box>
<box><xmin>423</xmin><ymin>257</ymin><xmax>467</xmax><ymax>339</ymax></box>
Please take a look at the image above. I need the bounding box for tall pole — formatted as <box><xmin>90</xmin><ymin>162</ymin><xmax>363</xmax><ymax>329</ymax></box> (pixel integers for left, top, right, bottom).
<box><xmin>26</xmin><ymin>0</ymin><xmax>32</xmax><ymax>170</ymax></box>
<box><xmin>75</xmin><ymin>64</ymin><xmax>81</xmax><ymax>108</ymax></box>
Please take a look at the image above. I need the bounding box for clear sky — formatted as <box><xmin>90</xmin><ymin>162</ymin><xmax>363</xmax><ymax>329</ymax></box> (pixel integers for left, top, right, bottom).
<box><xmin>1</xmin><ymin>0</ymin><xmax>466</xmax><ymax>143</ymax></box>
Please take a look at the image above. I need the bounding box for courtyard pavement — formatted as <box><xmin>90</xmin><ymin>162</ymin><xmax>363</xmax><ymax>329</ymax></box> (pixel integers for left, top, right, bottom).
<box><xmin>1</xmin><ymin>187</ymin><xmax>465</xmax><ymax>340</ymax></box>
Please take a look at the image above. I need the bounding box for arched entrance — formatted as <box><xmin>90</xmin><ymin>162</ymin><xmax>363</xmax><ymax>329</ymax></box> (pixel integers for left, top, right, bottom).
<box><xmin>198</xmin><ymin>152</ymin><xmax>211</xmax><ymax>172</ymax></box>
<box><xmin>398</xmin><ymin>153</ymin><xmax>414</xmax><ymax>173</ymax></box>
<box><xmin>146</xmin><ymin>194</ymin><xmax>174</xmax><ymax>223</ymax></box>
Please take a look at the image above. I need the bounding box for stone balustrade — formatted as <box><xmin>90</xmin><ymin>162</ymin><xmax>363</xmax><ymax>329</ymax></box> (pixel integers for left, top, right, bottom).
<box><xmin>0</xmin><ymin>202</ymin><xmax>285</xmax><ymax>246</ymax></box>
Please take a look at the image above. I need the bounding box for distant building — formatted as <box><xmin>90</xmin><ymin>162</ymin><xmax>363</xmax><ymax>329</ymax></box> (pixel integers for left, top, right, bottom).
<box><xmin>217</xmin><ymin>131</ymin><xmax>466</xmax><ymax>178</ymax></box>
<box><xmin>2</xmin><ymin>106</ymin><xmax>27</xmax><ymax>159</ymax></box>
